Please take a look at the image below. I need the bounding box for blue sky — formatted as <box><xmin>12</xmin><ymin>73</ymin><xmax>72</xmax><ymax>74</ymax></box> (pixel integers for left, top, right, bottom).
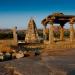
<box><xmin>0</xmin><ymin>0</ymin><xmax>75</xmax><ymax>29</ymax></box>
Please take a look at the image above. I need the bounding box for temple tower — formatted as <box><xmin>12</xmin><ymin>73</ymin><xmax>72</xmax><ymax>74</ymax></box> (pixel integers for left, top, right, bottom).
<box><xmin>25</xmin><ymin>18</ymin><xmax>39</xmax><ymax>43</ymax></box>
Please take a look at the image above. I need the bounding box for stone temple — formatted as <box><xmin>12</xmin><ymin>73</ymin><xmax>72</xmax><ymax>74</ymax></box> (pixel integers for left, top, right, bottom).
<box><xmin>25</xmin><ymin>18</ymin><xmax>39</xmax><ymax>43</ymax></box>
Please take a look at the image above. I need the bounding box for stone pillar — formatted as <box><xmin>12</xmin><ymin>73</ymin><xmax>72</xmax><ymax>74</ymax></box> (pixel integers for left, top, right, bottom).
<box><xmin>60</xmin><ymin>26</ymin><xmax>64</xmax><ymax>41</ymax></box>
<box><xmin>13</xmin><ymin>27</ymin><xmax>18</xmax><ymax>46</ymax></box>
<box><xmin>43</xmin><ymin>25</ymin><xmax>47</xmax><ymax>40</ymax></box>
<box><xmin>70</xmin><ymin>23</ymin><xmax>74</xmax><ymax>42</ymax></box>
<box><xmin>49</xmin><ymin>24</ymin><xmax>54</xmax><ymax>44</ymax></box>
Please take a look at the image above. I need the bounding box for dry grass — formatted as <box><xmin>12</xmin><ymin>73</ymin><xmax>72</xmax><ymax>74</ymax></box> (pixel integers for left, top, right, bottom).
<box><xmin>0</xmin><ymin>40</ymin><xmax>13</xmax><ymax>52</ymax></box>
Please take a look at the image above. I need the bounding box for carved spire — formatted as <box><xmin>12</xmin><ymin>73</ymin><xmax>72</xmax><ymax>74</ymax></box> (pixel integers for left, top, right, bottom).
<box><xmin>25</xmin><ymin>18</ymin><xmax>39</xmax><ymax>43</ymax></box>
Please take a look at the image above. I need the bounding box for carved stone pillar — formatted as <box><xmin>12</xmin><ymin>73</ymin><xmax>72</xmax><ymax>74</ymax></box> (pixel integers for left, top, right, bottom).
<box><xmin>70</xmin><ymin>23</ymin><xmax>74</xmax><ymax>42</ymax></box>
<box><xmin>70</xmin><ymin>18</ymin><xmax>75</xmax><ymax>42</ymax></box>
<box><xmin>49</xmin><ymin>24</ymin><xmax>54</xmax><ymax>44</ymax></box>
<box><xmin>43</xmin><ymin>25</ymin><xmax>47</xmax><ymax>40</ymax></box>
<box><xmin>13</xmin><ymin>27</ymin><xmax>18</xmax><ymax>46</ymax></box>
<box><xmin>60</xmin><ymin>26</ymin><xmax>64</xmax><ymax>41</ymax></box>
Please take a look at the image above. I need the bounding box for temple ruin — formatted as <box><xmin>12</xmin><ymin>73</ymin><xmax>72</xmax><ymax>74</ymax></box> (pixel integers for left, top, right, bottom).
<box><xmin>1</xmin><ymin>13</ymin><xmax>75</xmax><ymax>51</ymax></box>
<box><xmin>10</xmin><ymin>13</ymin><xmax>75</xmax><ymax>49</ymax></box>
<box><xmin>41</xmin><ymin>13</ymin><xmax>75</xmax><ymax>49</ymax></box>
<box><xmin>25</xmin><ymin>18</ymin><xmax>39</xmax><ymax>43</ymax></box>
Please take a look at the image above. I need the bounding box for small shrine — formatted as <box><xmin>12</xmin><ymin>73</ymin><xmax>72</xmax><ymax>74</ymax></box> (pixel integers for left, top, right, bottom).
<box><xmin>41</xmin><ymin>13</ymin><xmax>75</xmax><ymax>49</ymax></box>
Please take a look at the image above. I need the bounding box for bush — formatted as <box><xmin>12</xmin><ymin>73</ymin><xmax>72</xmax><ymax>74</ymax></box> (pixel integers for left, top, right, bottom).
<box><xmin>0</xmin><ymin>32</ymin><xmax>13</xmax><ymax>39</ymax></box>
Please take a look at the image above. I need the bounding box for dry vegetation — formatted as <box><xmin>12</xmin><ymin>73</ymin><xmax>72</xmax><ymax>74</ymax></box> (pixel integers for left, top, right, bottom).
<box><xmin>0</xmin><ymin>40</ymin><xmax>13</xmax><ymax>52</ymax></box>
